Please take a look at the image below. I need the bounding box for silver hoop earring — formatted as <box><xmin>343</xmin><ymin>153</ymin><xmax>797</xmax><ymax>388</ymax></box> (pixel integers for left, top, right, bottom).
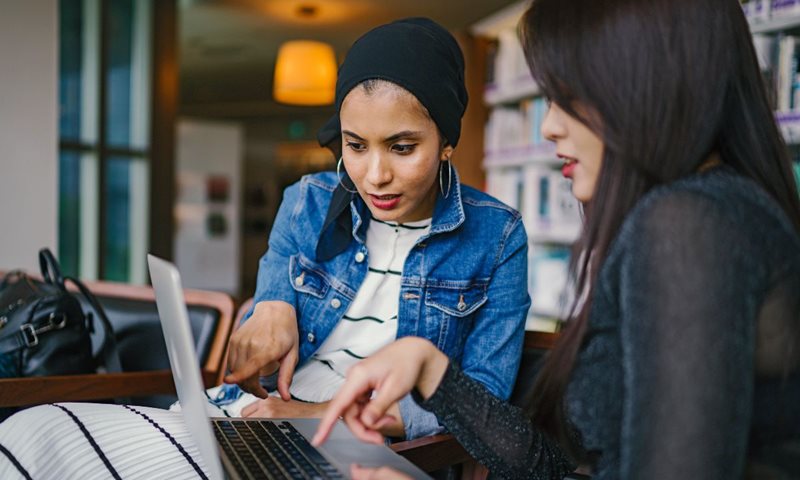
<box><xmin>337</xmin><ymin>157</ymin><xmax>358</xmax><ymax>194</ymax></box>
<box><xmin>439</xmin><ymin>159</ymin><xmax>452</xmax><ymax>199</ymax></box>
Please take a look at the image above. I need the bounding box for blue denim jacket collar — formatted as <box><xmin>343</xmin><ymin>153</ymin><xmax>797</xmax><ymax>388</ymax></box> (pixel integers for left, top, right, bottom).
<box><xmin>429</xmin><ymin>168</ymin><xmax>465</xmax><ymax>235</ymax></box>
<box><xmin>349</xmin><ymin>168</ymin><xmax>465</xmax><ymax>242</ymax></box>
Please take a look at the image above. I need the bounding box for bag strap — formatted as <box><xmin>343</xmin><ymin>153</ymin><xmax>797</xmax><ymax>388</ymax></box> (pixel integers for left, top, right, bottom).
<box><xmin>39</xmin><ymin>248</ymin><xmax>66</xmax><ymax>291</ymax></box>
<box><xmin>0</xmin><ymin>323</ymin><xmax>42</xmax><ymax>355</ymax></box>
<box><xmin>64</xmin><ymin>276</ymin><xmax>124</xmax><ymax>374</ymax></box>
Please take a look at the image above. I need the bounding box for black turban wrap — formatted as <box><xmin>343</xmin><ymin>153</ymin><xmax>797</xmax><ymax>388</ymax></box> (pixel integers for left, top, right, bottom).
<box><xmin>315</xmin><ymin>17</ymin><xmax>468</xmax><ymax>262</ymax></box>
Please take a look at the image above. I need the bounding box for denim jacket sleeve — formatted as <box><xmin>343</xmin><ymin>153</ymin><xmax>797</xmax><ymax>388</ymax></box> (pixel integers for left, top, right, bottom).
<box><xmin>459</xmin><ymin>215</ymin><xmax>529</xmax><ymax>400</ymax></box>
<box><xmin>398</xmin><ymin>393</ymin><xmax>446</xmax><ymax>439</ymax></box>
<box><xmin>399</xmin><ymin>214</ymin><xmax>530</xmax><ymax>440</ymax></box>
<box><xmin>249</xmin><ymin>182</ymin><xmax>302</xmax><ymax>320</ymax></box>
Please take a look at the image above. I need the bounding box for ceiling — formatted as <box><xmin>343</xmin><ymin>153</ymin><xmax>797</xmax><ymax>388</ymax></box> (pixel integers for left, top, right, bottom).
<box><xmin>178</xmin><ymin>0</ymin><xmax>518</xmax><ymax>119</ymax></box>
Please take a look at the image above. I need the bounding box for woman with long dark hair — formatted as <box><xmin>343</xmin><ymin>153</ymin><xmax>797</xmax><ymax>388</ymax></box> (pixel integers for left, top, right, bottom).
<box><xmin>314</xmin><ymin>0</ymin><xmax>800</xmax><ymax>478</ymax></box>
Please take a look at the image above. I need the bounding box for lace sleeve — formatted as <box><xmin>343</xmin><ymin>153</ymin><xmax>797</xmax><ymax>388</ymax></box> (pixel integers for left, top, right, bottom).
<box><xmin>416</xmin><ymin>362</ymin><xmax>574</xmax><ymax>479</ymax></box>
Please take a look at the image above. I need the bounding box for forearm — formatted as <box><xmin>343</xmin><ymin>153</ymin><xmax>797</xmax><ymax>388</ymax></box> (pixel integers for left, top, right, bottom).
<box><xmin>415</xmin><ymin>346</ymin><xmax>450</xmax><ymax>400</ymax></box>
<box><xmin>417</xmin><ymin>362</ymin><xmax>573</xmax><ymax>479</ymax></box>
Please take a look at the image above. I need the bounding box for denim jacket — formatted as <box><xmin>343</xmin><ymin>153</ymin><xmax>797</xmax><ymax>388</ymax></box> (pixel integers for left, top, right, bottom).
<box><xmin>250</xmin><ymin>171</ymin><xmax>530</xmax><ymax>439</ymax></box>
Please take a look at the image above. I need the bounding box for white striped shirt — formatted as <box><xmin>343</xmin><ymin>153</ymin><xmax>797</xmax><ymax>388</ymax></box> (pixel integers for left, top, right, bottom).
<box><xmin>290</xmin><ymin>217</ymin><xmax>431</xmax><ymax>403</ymax></box>
<box><xmin>0</xmin><ymin>402</ymin><xmax>208</xmax><ymax>480</ymax></box>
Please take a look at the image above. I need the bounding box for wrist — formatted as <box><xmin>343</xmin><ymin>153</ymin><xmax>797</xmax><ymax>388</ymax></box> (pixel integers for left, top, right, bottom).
<box><xmin>415</xmin><ymin>341</ymin><xmax>449</xmax><ymax>400</ymax></box>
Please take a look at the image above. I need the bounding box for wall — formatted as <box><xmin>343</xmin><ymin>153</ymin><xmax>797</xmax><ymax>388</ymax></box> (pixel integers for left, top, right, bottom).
<box><xmin>174</xmin><ymin>119</ymin><xmax>243</xmax><ymax>295</ymax></box>
<box><xmin>0</xmin><ymin>1</ymin><xmax>58</xmax><ymax>272</ymax></box>
<box><xmin>238</xmin><ymin>115</ymin><xmax>334</xmax><ymax>299</ymax></box>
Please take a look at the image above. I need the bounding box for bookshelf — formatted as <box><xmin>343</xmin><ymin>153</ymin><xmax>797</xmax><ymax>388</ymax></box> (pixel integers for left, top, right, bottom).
<box><xmin>745</xmin><ymin>0</ymin><xmax>800</xmax><ymax>33</ymax></box>
<box><xmin>750</xmin><ymin>14</ymin><xmax>800</xmax><ymax>34</ymax></box>
<box><xmin>472</xmin><ymin>0</ymin><xmax>576</xmax><ymax>333</ymax></box>
<box><xmin>472</xmin><ymin>0</ymin><xmax>800</xmax><ymax>333</ymax></box>
<box><xmin>743</xmin><ymin>1</ymin><xmax>800</xmax><ymax>185</ymax></box>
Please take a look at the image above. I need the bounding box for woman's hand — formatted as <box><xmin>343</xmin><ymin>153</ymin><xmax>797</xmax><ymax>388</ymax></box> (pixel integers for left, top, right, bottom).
<box><xmin>241</xmin><ymin>397</ymin><xmax>327</xmax><ymax>418</ymax></box>
<box><xmin>224</xmin><ymin>300</ymin><xmax>299</xmax><ymax>400</ymax></box>
<box><xmin>351</xmin><ymin>464</ymin><xmax>413</xmax><ymax>480</ymax></box>
<box><xmin>312</xmin><ymin>337</ymin><xmax>449</xmax><ymax>446</ymax></box>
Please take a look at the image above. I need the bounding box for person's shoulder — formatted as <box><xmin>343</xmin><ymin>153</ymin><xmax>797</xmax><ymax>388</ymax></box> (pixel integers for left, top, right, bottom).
<box><xmin>628</xmin><ymin>168</ymin><xmax>782</xmax><ymax>227</ymax></box>
<box><xmin>282</xmin><ymin>172</ymin><xmax>337</xmax><ymax>201</ymax></box>
<box><xmin>619</xmin><ymin>168</ymin><xmax>799</xmax><ymax>249</ymax></box>
<box><xmin>620</xmin><ymin>173</ymin><xmax>731</xmax><ymax>239</ymax></box>
<box><xmin>460</xmin><ymin>183</ymin><xmax>522</xmax><ymax>221</ymax></box>
<box><xmin>299</xmin><ymin>171</ymin><xmax>338</xmax><ymax>193</ymax></box>
<box><xmin>278</xmin><ymin>172</ymin><xmax>338</xmax><ymax>217</ymax></box>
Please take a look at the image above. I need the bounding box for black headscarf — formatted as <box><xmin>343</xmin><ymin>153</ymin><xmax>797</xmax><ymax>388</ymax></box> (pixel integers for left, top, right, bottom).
<box><xmin>315</xmin><ymin>17</ymin><xmax>468</xmax><ymax>262</ymax></box>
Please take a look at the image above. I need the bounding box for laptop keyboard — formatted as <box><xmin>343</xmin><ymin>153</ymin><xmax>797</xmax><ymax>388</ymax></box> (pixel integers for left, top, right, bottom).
<box><xmin>213</xmin><ymin>419</ymin><xmax>344</xmax><ymax>480</ymax></box>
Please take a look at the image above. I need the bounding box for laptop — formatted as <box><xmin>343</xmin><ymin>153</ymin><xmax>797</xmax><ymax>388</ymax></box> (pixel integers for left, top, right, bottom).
<box><xmin>147</xmin><ymin>254</ymin><xmax>431</xmax><ymax>480</ymax></box>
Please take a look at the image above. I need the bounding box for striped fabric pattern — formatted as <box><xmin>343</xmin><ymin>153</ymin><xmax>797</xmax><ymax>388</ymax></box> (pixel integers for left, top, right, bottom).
<box><xmin>290</xmin><ymin>217</ymin><xmax>431</xmax><ymax>403</ymax></box>
<box><xmin>0</xmin><ymin>403</ymin><xmax>211</xmax><ymax>479</ymax></box>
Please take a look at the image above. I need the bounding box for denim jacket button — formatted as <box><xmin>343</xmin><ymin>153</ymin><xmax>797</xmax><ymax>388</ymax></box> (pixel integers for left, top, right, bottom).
<box><xmin>307</xmin><ymin>332</ymin><xmax>316</xmax><ymax>343</ymax></box>
<box><xmin>294</xmin><ymin>275</ymin><xmax>304</xmax><ymax>287</ymax></box>
<box><xmin>330</xmin><ymin>298</ymin><xmax>341</xmax><ymax>309</ymax></box>
<box><xmin>355</xmin><ymin>251</ymin><xmax>365</xmax><ymax>263</ymax></box>
<box><xmin>457</xmin><ymin>301</ymin><xmax>467</xmax><ymax>312</ymax></box>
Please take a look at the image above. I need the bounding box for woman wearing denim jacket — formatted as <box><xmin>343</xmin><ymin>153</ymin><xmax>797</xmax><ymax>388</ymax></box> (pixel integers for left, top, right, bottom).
<box><xmin>222</xmin><ymin>17</ymin><xmax>530</xmax><ymax>441</ymax></box>
<box><xmin>0</xmin><ymin>18</ymin><xmax>529</xmax><ymax>479</ymax></box>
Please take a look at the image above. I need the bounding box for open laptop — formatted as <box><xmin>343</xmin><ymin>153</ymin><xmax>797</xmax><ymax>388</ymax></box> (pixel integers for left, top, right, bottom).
<box><xmin>147</xmin><ymin>254</ymin><xmax>430</xmax><ymax>480</ymax></box>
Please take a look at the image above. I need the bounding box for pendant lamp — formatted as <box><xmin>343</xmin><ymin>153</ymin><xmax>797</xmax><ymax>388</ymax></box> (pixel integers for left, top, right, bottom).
<box><xmin>273</xmin><ymin>40</ymin><xmax>337</xmax><ymax>106</ymax></box>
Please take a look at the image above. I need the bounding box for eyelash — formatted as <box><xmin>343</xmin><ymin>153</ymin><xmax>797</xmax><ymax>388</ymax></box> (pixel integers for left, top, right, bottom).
<box><xmin>346</xmin><ymin>141</ymin><xmax>365</xmax><ymax>152</ymax></box>
<box><xmin>392</xmin><ymin>144</ymin><xmax>416</xmax><ymax>154</ymax></box>
<box><xmin>345</xmin><ymin>142</ymin><xmax>417</xmax><ymax>155</ymax></box>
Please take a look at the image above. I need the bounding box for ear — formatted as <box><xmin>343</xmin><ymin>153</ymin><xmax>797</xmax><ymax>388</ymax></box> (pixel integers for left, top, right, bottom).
<box><xmin>440</xmin><ymin>145</ymin><xmax>454</xmax><ymax>161</ymax></box>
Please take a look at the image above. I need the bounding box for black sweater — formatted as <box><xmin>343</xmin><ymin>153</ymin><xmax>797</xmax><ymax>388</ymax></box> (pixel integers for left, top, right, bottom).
<box><xmin>418</xmin><ymin>167</ymin><xmax>800</xmax><ymax>479</ymax></box>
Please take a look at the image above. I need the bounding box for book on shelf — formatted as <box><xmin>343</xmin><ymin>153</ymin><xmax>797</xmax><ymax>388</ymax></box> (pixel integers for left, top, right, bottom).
<box><xmin>776</xmin><ymin>35</ymin><xmax>800</xmax><ymax>111</ymax></box>
<box><xmin>485</xmin><ymin>165</ymin><xmax>580</xmax><ymax>244</ymax></box>
<box><xmin>769</xmin><ymin>0</ymin><xmax>800</xmax><ymax>19</ymax></box>
<box><xmin>745</xmin><ymin>32</ymin><xmax>800</xmax><ymax>144</ymax></box>
<box><xmin>484</xmin><ymin>26</ymin><xmax>538</xmax><ymax>103</ymax></box>
<box><xmin>742</xmin><ymin>0</ymin><xmax>800</xmax><ymax>22</ymax></box>
<box><xmin>520</xmin><ymin>166</ymin><xmax>582</xmax><ymax>241</ymax></box>
<box><xmin>494</xmin><ymin>29</ymin><xmax>532</xmax><ymax>90</ymax></box>
<box><xmin>528</xmin><ymin>245</ymin><xmax>571</xmax><ymax>320</ymax></box>
<box><xmin>742</xmin><ymin>0</ymin><xmax>773</xmax><ymax>22</ymax></box>
<box><xmin>486</xmin><ymin>167</ymin><xmax>524</xmax><ymax>213</ymax></box>
<box><xmin>484</xmin><ymin>97</ymin><xmax>550</xmax><ymax>154</ymax></box>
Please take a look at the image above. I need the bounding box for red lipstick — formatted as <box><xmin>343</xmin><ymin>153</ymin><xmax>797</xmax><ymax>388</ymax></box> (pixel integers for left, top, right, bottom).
<box><xmin>370</xmin><ymin>194</ymin><xmax>401</xmax><ymax>210</ymax></box>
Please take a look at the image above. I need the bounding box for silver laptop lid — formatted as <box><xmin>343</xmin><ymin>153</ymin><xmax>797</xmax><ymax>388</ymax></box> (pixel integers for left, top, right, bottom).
<box><xmin>148</xmin><ymin>254</ymin><xmax>225</xmax><ymax>480</ymax></box>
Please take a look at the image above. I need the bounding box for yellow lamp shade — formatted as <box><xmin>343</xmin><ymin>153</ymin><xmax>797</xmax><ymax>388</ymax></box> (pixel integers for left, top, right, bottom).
<box><xmin>273</xmin><ymin>40</ymin><xmax>337</xmax><ymax>106</ymax></box>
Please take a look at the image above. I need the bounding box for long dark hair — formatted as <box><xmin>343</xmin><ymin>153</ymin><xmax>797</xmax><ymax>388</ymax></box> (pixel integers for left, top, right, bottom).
<box><xmin>520</xmin><ymin>0</ymin><xmax>800</xmax><ymax>456</ymax></box>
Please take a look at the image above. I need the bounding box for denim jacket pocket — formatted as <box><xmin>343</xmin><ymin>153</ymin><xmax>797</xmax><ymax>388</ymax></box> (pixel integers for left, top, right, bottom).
<box><xmin>425</xmin><ymin>282</ymin><xmax>489</xmax><ymax>317</ymax></box>
<box><xmin>289</xmin><ymin>254</ymin><xmax>331</xmax><ymax>299</ymax></box>
<box><xmin>424</xmin><ymin>282</ymin><xmax>488</xmax><ymax>353</ymax></box>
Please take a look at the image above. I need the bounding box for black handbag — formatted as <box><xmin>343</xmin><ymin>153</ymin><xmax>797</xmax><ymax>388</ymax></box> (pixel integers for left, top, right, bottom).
<box><xmin>0</xmin><ymin>249</ymin><xmax>122</xmax><ymax>379</ymax></box>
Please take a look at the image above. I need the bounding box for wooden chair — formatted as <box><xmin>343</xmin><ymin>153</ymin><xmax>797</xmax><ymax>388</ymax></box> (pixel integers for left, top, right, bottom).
<box><xmin>0</xmin><ymin>276</ymin><xmax>234</xmax><ymax>409</ymax></box>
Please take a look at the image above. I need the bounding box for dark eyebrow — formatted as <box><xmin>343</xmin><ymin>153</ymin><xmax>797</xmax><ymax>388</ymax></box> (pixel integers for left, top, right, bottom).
<box><xmin>384</xmin><ymin>131</ymin><xmax>423</xmax><ymax>143</ymax></box>
<box><xmin>342</xmin><ymin>130</ymin><xmax>366</xmax><ymax>141</ymax></box>
<box><xmin>342</xmin><ymin>130</ymin><xmax>423</xmax><ymax>143</ymax></box>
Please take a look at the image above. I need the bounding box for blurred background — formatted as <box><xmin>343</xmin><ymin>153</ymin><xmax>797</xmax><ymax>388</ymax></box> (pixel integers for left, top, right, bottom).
<box><xmin>2</xmin><ymin>0</ymin><xmax>799</xmax><ymax>333</ymax></box>
<box><xmin>0</xmin><ymin>0</ymin><xmax>521</xmax><ymax>299</ymax></box>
